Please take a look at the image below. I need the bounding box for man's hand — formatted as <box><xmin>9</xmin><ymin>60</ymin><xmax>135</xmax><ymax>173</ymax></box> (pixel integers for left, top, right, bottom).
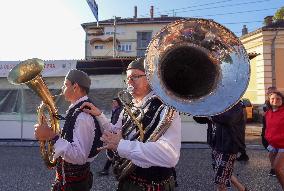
<box><xmin>80</xmin><ymin>102</ymin><xmax>102</xmax><ymax>116</ymax></box>
<box><xmin>34</xmin><ymin>116</ymin><xmax>56</xmax><ymax>141</ymax></box>
<box><xmin>98</xmin><ymin>131</ymin><xmax>122</xmax><ymax>151</ymax></box>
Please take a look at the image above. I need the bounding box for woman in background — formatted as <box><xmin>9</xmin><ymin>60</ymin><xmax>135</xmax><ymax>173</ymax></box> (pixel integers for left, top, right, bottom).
<box><xmin>97</xmin><ymin>97</ymin><xmax>123</xmax><ymax>176</ymax></box>
<box><xmin>265</xmin><ymin>91</ymin><xmax>284</xmax><ymax>189</ymax></box>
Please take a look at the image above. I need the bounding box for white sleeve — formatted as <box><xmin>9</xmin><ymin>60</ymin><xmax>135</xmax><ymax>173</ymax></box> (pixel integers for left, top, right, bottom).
<box><xmin>117</xmin><ymin>110</ymin><xmax>181</xmax><ymax>168</ymax></box>
<box><xmin>53</xmin><ymin>112</ymin><xmax>96</xmax><ymax>165</ymax></box>
<box><xmin>96</xmin><ymin>111</ymin><xmax>123</xmax><ymax>132</ymax></box>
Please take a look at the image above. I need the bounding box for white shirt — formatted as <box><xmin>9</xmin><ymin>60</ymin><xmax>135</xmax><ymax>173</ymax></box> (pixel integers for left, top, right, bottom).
<box><xmin>96</xmin><ymin>92</ymin><xmax>181</xmax><ymax>168</ymax></box>
<box><xmin>54</xmin><ymin>96</ymin><xmax>97</xmax><ymax>165</ymax></box>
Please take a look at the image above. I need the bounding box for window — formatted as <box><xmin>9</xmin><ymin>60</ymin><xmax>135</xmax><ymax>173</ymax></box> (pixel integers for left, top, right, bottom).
<box><xmin>105</xmin><ymin>32</ymin><xmax>115</xmax><ymax>35</ymax></box>
<box><xmin>118</xmin><ymin>44</ymin><xmax>132</xmax><ymax>52</ymax></box>
<box><xmin>137</xmin><ymin>31</ymin><xmax>152</xmax><ymax>57</ymax></box>
<box><xmin>94</xmin><ymin>45</ymin><xmax>103</xmax><ymax>49</ymax></box>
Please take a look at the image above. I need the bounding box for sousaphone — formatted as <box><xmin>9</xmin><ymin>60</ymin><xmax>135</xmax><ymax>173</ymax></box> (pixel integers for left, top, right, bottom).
<box><xmin>145</xmin><ymin>18</ymin><xmax>250</xmax><ymax>115</ymax></box>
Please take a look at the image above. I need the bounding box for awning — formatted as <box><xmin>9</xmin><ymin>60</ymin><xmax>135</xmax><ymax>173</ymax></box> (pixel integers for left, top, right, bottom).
<box><xmin>90</xmin><ymin>37</ymin><xmax>120</xmax><ymax>44</ymax></box>
<box><xmin>76</xmin><ymin>58</ymin><xmax>135</xmax><ymax>75</ymax></box>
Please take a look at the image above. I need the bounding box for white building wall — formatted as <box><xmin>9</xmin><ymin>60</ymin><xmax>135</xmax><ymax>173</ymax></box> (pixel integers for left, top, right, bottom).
<box><xmin>87</xmin><ymin>23</ymin><xmax>170</xmax><ymax>58</ymax></box>
<box><xmin>0</xmin><ymin>113</ymin><xmax>207</xmax><ymax>142</ymax></box>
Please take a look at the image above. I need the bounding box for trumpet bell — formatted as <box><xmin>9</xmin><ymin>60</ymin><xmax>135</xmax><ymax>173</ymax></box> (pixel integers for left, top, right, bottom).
<box><xmin>145</xmin><ymin>18</ymin><xmax>250</xmax><ymax>116</ymax></box>
<box><xmin>7</xmin><ymin>58</ymin><xmax>44</xmax><ymax>85</ymax></box>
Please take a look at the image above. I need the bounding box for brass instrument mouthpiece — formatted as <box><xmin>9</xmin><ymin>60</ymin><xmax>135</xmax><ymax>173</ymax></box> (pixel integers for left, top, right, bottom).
<box><xmin>127</xmin><ymin>86</ymin><xmax>134</xmax><ymax>93</ymax></box>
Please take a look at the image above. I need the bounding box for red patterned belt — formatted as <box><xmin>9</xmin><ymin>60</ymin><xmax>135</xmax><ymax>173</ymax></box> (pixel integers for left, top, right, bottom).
<box><xmin>128</xmin><ymin>175</ymin><xmax>174</xmax><ymax>191</ymax></box>
<box><xmin>56</xmin><ymin>171</ymin><xmax>90</xmax><ymax>183</ymax></box>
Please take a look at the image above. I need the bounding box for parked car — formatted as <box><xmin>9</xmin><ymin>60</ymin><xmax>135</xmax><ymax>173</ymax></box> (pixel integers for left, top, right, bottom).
<box><xmin>241</xmin><ymin>98</ymin><xmax>253</xmax><ymax>122</ymax></box>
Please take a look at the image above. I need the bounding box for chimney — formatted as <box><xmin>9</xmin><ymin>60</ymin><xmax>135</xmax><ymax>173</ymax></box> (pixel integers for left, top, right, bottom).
<box><xmin>264</xmin><ymin>16</ymin><xmax>273</xmax><ymax>26</ymax></box>
<box><xmin>150</xmin><ymin>6</ymin><xmax>154</xmax><ymax>20</ymax></box>
<box><xmin>242</xmin><ymin>25</ymin><xmax>248</xmax><ymax>35</ymax></box>
<box><xmin>134</xmin><ymin>6</ymin><xmax>137</xmax><ymax>18</ymax></box>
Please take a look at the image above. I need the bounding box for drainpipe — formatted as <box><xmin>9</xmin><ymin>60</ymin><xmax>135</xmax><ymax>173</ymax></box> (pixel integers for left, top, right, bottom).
<box><xmin>85</xmin><ymin>33</ymin><xmax>88</xmax><ymax>60</ymax></box>
<box><xmin>271</xmin><ymin>30</ymin><xmax>278</xmax><ymax>87</ymax></box>
<box><xmin>113</xmin><ymin>16</ymin><xmax>117</xmax><ymax>58</ymax></box>
<box><xmin>20</xmin><ymin>87</ymin><xmax>24</xmax><ymax>141</ymax></box>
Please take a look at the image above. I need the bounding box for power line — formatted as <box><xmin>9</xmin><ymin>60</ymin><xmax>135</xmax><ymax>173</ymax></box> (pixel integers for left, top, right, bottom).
<box><xmin>155</xmin><ymin>0</ymin><xmax>236</xmax><ymax>15</ymax></box>
<box><xmin>139</xmin><ymin>0</ymin><xmax>273</xmax><ymax>17</ymax></box>
<box><xmin>135</xmin><ymin>1</ymin><xmax>280</xmax><ymax>36</ymax></box>
<box><xmin>192</xmin><ymin>7</ymin><xmax>278</xmax><ymax>18</ymax></box>
<box><xmin>173</xmin><ymin>0</ymin><xmax>274</xmax><ymax>15</ymax></box>
<box><xmin>138</xmin><ymin>7</ymin><xmax>276</xmax><ymax>25</ymax></box>
<box><xmin>223</xmin><ymin>21</ymin><xmax>263</xmax><ymax>25</ymax></box>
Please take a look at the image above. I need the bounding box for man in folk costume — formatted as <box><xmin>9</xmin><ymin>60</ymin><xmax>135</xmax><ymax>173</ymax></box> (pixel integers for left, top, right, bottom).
<box><xmin>81</xmin><ymin>58</ymin><xmax>182</xmax><ymax>191</ymax></box>
<box><xmin>34</xmin><ymin>69</ymin><xmax>102</xmax><ymax>191</ymax></box>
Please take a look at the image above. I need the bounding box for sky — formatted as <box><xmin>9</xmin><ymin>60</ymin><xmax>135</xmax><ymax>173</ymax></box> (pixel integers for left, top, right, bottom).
<box><xmin>0</xmin><ymin>0</ymin><xmax>282</xmax><ymax>61</ymax></box>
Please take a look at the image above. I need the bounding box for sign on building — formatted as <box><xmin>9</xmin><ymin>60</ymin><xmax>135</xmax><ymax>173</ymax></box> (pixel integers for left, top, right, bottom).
<box><xmin>0</xmin><ymin>60</ymin><xmax>77</xmax><ymax>77</ymax></box>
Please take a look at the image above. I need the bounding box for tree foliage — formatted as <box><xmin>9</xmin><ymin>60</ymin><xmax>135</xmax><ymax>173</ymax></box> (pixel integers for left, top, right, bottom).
<box><xmin>273</xmin><ymin>6</ymin><xmax>284</xmax><ymax>20</ymax></box>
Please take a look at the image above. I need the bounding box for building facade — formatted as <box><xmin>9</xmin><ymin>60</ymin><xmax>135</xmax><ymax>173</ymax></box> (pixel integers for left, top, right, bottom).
<box><xmin>81</xmin><ymin>8</ymin><xmax>185</xmax><ymax>59</ymax></box>
<box><xmin>240</xmin><ymin>18</ymin><xmax>284</xmax><ymax>105</ymax></box>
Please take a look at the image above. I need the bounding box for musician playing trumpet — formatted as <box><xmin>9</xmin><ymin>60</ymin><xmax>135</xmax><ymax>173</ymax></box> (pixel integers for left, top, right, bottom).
<box><xmin>81</xmin><ymin>58</ymin><xmax>181</xmax><ymax>191</ymax></box>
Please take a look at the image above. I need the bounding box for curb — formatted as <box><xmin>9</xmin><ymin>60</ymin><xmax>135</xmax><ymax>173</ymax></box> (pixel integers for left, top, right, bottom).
<box><xmin>0</xmin><ymin>140</ymin><xmax>39</xmax><ymax>147</ymax></box>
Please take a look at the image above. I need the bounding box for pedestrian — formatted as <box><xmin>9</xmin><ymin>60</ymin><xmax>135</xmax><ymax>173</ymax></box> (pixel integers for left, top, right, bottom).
<box><xmin>262</xmin><ymin>86</ymin><xmax>277</xmax><ymax>176</ymax></box>
<box><xmin>34</xmin><ymin>69</ymin><xmax>102</xmax><ymax>191</ymax></box>
<box><xmin>194</xmin><ymin>101</ymin><xmax>248</xmax><ymax>191</ymax></box>
<box><xmin>97</xmin><ymin>97</ymin><xmax>123</xmax><ymax>176</ymax></box>
<box><xmin>262</xmin><ymin>86</ymin><xmax>278</xmax><ymax>149</ymax></box>
<box><xmin>81</xmin><ymin>57</ymin><xmax>181</xmax><ymax>191</ymax></box>
<box><xmin>264</xmin><ymin>91</ymin><xmax>284</xmax><ymax>189</ymax></box>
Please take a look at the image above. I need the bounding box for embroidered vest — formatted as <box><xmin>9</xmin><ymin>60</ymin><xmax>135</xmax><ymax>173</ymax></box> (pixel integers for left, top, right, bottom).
<box><xmin>61</xmin><ymin>98</ymin><xmax>103</xmax><ymax>158</ymax></box>
<box><xmin>121</xmin><ymin>97</ymin><xmax>173</xmax><ymax>180</ymax></box>
<box><xmin>122</xmin><ymin>97</ymin><xmax>163</xmax><ymax>142</ymax></box>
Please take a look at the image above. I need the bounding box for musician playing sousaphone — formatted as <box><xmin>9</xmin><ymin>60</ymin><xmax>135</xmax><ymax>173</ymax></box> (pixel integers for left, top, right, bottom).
<box><xmin>80</xmin><ymin>15</ymin><xmax>251</xmax><ymax>190</ymax></box>
<box><xmin>34</xmin><ymin>69</ymin><xmax>103</xmax><ymax>191</ymax></box>
<box><xmin>81</xmin><ymin>58</ymin><xmax>182</xmax><ymax>191</ymax></box>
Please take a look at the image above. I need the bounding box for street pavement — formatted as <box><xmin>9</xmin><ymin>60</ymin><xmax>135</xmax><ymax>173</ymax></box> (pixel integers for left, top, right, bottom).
<box><xmin>0</xmin><ymin>123</ymin><xmax>282</xmax><ymax>191</ymax></box>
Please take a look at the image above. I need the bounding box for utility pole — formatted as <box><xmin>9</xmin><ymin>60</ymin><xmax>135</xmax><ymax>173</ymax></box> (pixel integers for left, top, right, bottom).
<box><xmin>113</xmin><ymin>16</ymin><xmax>117</xmax><ymax>58</ymax></box>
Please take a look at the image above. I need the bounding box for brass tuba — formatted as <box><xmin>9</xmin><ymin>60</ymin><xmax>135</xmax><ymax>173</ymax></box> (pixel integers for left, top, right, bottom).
<box><xmin>7</xmin><ymin>58</ymin><xmax>61</xmax><ymax>169</ymax></box>
<box><xmin>113</xmin><ymin>18</ymin><xmax>250</xmax><ymax>180</ymax></box>
<box><xmin>145</xmin><ymin>18</ymin><xmax>250</xmax><ymax>115</ymax></box>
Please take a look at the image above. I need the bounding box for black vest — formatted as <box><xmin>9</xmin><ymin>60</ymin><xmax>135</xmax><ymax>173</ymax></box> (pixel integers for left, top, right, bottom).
<box><xmin>61</xmin><ymin>98</ymin><xmax>103</xmax><ymax>158</ymax></box>
<box><xmin>122</xmin><ymin>97</ymin><xmax>174</xmax><ymax>180</ymax></box>
<box><xmin>122</xmin><ymin>97</ymin><xmax>163</xmax><ymax>142</ymax></box>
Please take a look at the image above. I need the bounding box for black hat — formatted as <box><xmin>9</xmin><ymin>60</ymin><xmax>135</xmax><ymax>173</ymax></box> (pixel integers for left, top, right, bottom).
<box><xmin>66</xmin><ymin>69</ymin><xmax>91</xmax><ymax>89</ymax></box>
<box><xmin>127</xmin><ymin>57</ymin><xmax>145</xmax><ymax>72</ymax></box>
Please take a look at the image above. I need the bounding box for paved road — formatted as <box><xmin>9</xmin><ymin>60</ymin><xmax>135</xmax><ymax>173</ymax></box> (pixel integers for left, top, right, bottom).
<box><xmin>0</xmin><ymin>142</ymin><xmax>281</xmax><ymax>191</ymax></box>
